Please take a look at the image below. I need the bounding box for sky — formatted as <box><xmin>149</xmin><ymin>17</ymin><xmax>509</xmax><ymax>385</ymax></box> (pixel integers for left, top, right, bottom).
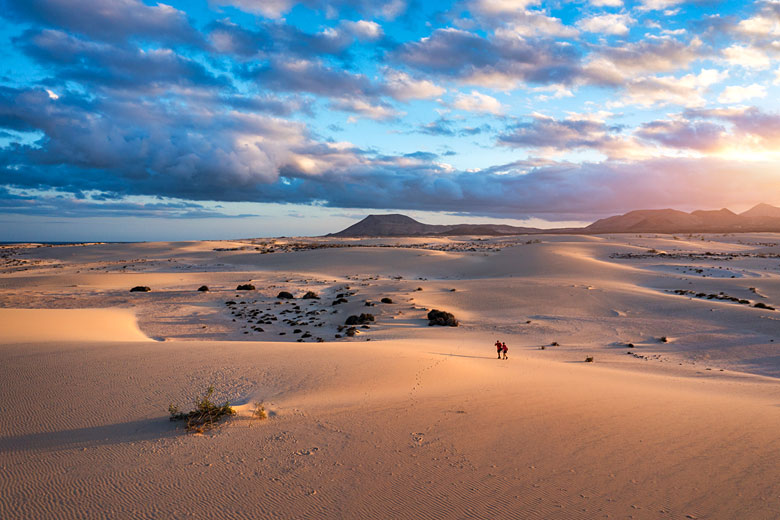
<box><xmin>1</xmin><ymin>0</ymin><xmax>780</xmax><ymax>241</ymax></box>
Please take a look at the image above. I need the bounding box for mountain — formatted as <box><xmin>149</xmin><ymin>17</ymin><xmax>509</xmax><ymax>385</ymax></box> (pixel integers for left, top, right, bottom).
<box><xmin>329</xmin><ymin>214</ymin><xmax>542</xmax><ymax>237</ymax></box>
<box><xmin>330</xmin><ymin>204</ymin><xmax>780</xmax><ymax>237</ymax></box>
<box><xmin>740</xmin><ymin>203</ymin><xmax>780</xmax><ymax>219</ymax></box>
<box><xmin>585</xmin><ymin>204</ymin><xmax>780</xmax><ymax>233</ymax></box>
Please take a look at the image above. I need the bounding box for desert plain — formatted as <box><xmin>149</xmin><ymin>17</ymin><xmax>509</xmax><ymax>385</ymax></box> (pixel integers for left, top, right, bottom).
<box><xmin>1</xmin><ymin>233</ymin><xmax>779</xmax><ymax>519</ymax></box>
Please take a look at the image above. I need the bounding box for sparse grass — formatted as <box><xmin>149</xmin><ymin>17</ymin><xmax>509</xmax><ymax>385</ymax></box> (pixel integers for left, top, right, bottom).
<box><xmin>169</xmin><ymin>386</ymin><xmax>236</xmax><ymax>433</ymax></box>
<box><xmin>252</xmin><ymin>402</ymin><xmax>267</xmax><ymax>421</ymax></box>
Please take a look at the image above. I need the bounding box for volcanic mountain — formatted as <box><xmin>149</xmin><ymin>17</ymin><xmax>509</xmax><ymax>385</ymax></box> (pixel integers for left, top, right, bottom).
<box><xmin>331</xmin><ymin>204</ymin><xmax>780</xmax><ymax>237</ymax></box>
<box><xmin>329</xmin><ymin>214</ymin><xmax>542</xmax><ymax>237</ymax></box>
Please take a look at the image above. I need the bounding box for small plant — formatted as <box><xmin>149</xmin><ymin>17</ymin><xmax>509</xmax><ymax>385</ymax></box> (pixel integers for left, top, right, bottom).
<box><xmin>302</xmin><ymin>291</ymin><xmax>319</xmax><ymax>299</ymax></box>
<box><xmin>252</xmin><ymin>402</ymin><xmax>267</xmax><ymax>421</ymax></box>
<box><xmin>585</xmin><ymin>356</ymin><xmax>594</xmax><ymax>363</ymax></box>
<box><xmin>236</xmin><ymin>284</ymin><xmax>256</xmax><ymax>290</ymax></box>
<box><xmin>550</xmin><ymin>341</ymin><xmax>560</xmax><ymax>347</ymax></box>
<box><xmin>169</xmin><ymin>386</ymin><xmax>236</xmax><ymax>433</ymax></box>
<box><xmin>659</xmin><ymin>336</ymin><xmax>668</xmax><ymax>343</ymax></box>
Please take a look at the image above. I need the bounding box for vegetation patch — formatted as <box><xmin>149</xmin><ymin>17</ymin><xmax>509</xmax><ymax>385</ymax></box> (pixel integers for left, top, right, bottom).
<box><xmin>427</xmin><ymin>309</ymin><xmax>458</xmax><ymax>326</ymax></box>
<box><xmin>169</xmin><ymin>386</ymin><xmax>236</xmax><ymax>433</ymax></box>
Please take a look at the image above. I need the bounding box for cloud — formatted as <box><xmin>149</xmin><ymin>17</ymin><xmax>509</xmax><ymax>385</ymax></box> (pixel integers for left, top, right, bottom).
<box><xmin>382</xmin><ymin>70</ymin><xmax>445</xmax><ymax>100</ymax></box>
<box><xmin>722</xmin><ymin>44</ymin><xmax>771</xmax><ymax>69</ymax></box>
<box><xmin>578</xmin><ymin>13</ymin><xmax>634</xmax><ymax>36</ymax></box>
<box><xmin>4</xmin><ymin>0</ymin><xmax>202</xmax><ymax>45</ymax></box>
<box><xmin>585</xmin><ymin>36</ymin><xmax>705</xmax><ymax>85</ymax></box>
<box><xmin>15</xmin><ymin>29</ymin><xmax>228</xmax><ymax>93</ymax></box>
<box><xmin>619</xmin><ymin>69</ymin><xmax>728</xmax><ymax>107</ymax></box>
<box><xmin>394</xmin><ymin>28</ymin><xmax>583</xmax><ymax>88</ymax></box>
<box><xmin>452</xmin><ymin>91</ymin><xmax>503</xmax><ymax>114</ymax></box>
<box><xmin>498</xmin><ymin>113</ymin><xmax>644</xmax><ymax>158</ymax></box>
<box><xmin>245</xmin><ymin>58</ymin><xmax>378</xmax><ymax>99</ymax></box>
<box><xmin>330</xmin><ymin>98</ymin><xmax>400</xmax><ymax>120</ymax></box>
<box><xmin>718</xmin><ymin>83</ymin><xmax>767</xmax><ymax>103</ymax></box>
<box><xmin>635</xmin><ymin>118</ymin><xmax>727</xmax><ymax>151</ymax></box>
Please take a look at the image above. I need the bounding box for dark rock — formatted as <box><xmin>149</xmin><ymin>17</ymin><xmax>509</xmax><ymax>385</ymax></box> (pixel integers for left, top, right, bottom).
<box><xmin>345</xmin><ymin>313</ymin><xmax>375</xmax><ymax>325</ymax></box>
<box><xmin>302</xmin><ymin>291</ymin><xmax>319</xmax><ymax>299</ymax></box>
<box><xmin>197</xmin><ymin>285</ymin><xmax>209</xmax><ymax>292</ymax></box>
<box><xmin>277</xmin><ymin>291</ymin><xmax>295</xmax><ymax>299</ymax></box>
<box><xmin>236</xmin><ymin>284</ymin><xmax>256</xmax><ymax>291</ymax></box>
<box><xmin>381</xmin><ymin>297</ymin><xmax>394</xmax><ymax>304</ymax></box>
<box><xmin>427</xmin><ymin>309</ymin><xmax>458</xmax><ymax>327</ymax></box>
<box><xmin>130</xmin><ymin>286</ymin><xmax>151</xmax><ymax>292</ymax></box>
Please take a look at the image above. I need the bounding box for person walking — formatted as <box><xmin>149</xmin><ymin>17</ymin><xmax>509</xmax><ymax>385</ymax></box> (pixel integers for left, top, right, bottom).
<box><xmin>495</xmin><ymin>340</ymin><xmax>502</xmax><ymax>359</ymax></box>
<box><xmin>502</xmin><ymin>342</ymin><xmax>508</xmax><ymax>360</ymax></box>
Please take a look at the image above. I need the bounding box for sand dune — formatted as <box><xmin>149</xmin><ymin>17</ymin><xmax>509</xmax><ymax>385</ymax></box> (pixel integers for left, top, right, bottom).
<box><xmin>1</xmin><ymin>234</ymin><xmax>779</xmax><ymax>518</ymax></box>
<box><xmin>0</xmin><ymin>308</ymin><xmax>150</xmax><ymax>343</ymax></box>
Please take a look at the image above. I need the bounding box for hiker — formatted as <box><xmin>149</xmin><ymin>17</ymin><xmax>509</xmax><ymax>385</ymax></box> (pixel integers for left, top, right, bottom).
<box><xmin>502</xmin><ymin>342</ymin><xmax>508</xmax><ymax>360</ymax></box>
<box><xmin>495</xmin><ymin>340</ymin><xmax>502</xmax><ymax>359</ymax></box>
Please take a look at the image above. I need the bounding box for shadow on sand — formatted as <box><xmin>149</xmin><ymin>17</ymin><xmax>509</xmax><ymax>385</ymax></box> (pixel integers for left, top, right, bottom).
<box><xmin>0</xmin><ymin>417</ymin><xmax>179</xmax><ymax>454</ymax></box>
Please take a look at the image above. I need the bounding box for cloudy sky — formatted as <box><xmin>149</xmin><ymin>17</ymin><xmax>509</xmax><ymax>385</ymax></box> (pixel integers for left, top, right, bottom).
<box><xmin>2</xmin><ymin>0</ymin><xmax>780</xmax><ymax>240</ymax></box>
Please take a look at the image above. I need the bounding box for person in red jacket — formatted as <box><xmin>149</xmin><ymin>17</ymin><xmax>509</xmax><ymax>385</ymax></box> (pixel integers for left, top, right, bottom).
<box><xmin>502</xmin><ymin>342</ymin><xmax>508</xmax><ymax>360</ymax></box>
<box><xmin>495</xmin><ymin>340</ymin><xmax>502</xmax><ymax>359</ymax></box>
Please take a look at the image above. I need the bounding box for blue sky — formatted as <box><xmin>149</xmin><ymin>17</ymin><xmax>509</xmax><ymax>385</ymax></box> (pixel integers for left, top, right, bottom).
<box><xmin>1</xmin><ymin>0</ymin><xmax>780</xmax><ymax>240</ymax></box>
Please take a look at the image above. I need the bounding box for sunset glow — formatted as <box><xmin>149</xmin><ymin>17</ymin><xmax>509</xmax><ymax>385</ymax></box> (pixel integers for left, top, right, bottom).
<box><xmin>2</xmin><ymin>0</ymin><xmax>780</xmax><ymax>240</ymax></box>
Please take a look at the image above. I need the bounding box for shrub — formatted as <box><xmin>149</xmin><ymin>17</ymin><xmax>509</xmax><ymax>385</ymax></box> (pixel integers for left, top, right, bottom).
<box><xmin>345</xmin><ymin>313</ymin><xmax>375</xmax><ymax>325</ymax></box>
<box><xmin>236</xmin><ymin>284</ymin><xmax>256</xmax><ymax>291</ymax></box>
<box><xmin>381</xmin><ymin>297</ymin><xmax>394</xmax><ymax>304</ymax></box>
<box><xmin>169</xmin><ymin>386</ymin><xmax>236</xmax><ymax>433</ymax></box>
<box><xmin>277</xmin><ymin>291</ymin><xmax>295</xmax><ymax>299</ymax></box>
<box><xmin>585</xmin><ymin>356</ymin><xmax>594</xmax><ymax>363</ymax></box>
<box><xmin>130</xmin><ymin>286</ymin><xmax>151</xmax><ymax>292</ymax></box>
<box><xmin>754</xmin><ymin>302</ymin><xmax>775</xmax><ymax>310</ymax></box>
<box><xmin>302</xmin><ymin>291</ymin><xmax>319</xmax><ymax>299</ymax></box>
<box><xmin>427</xmin><ymin>309</ymin><xmax>458</xmax><ymax>327</ymax></box>
<box><xmin>626</xmin><ymin>343</ymin><xmax>634</xmax><ymax>348</ymax></box>
<box><xmin>659</xmin><ymin>336</ymin><xmax>668</xmax><ymax>343</ymax></box>
<box><xmin>551</xmin><ymin>341</ymin><xmax>560</xmax><ymax>347</ymax></box>
<box><xmin>252</xmin><ymin>402</ymin><xmax>267</xmax><ymax>421</ymax></box>
<box><xmin>197</xmin><ymin>285</ymin><xmax>209</xmax><ymax>292</ymax></box>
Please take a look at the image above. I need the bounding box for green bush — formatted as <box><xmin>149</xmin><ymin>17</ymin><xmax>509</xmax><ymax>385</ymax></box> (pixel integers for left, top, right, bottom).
<box><xmin>169</xmin><ymin>386</ymin><xmax>236</xmax><ymax>433</ymax></box>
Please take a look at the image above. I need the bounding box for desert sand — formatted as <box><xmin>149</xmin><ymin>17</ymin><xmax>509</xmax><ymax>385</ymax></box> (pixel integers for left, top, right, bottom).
<box><xmin>1</xmin><ymin>234</ymin><xmax>779</xmax><ymax>519</ymax></box>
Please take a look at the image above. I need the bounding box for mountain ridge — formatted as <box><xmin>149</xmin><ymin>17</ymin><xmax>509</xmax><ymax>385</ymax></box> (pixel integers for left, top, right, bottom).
<box><xmin>330</xmin><ymin>203</ymin><xmax>780</xmax><ymax>237</ymax></box>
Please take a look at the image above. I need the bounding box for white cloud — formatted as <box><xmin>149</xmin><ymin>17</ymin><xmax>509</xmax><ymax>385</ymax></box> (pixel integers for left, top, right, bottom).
<box><xmin>718</xmin><ymin>84</ymin><xmax>768</xmax><ymax>103</ymax></box>
<box><xmin>452</xmin><ymin>90</ymin><xmax>504</xmax><ymax>115</ymax></box>
<box><xmin>620</xmin><ymin>69</ymin><xmax>728</xmax><ymax>108</ymax></box>
<box><xmin>590</xmin><ymin>0</ymin><xmax>623</xmax><ymax>6</ymax></box>
<box><xmin>578</xmin><ymin>13</ymin><xmax>634</xmax><ymax>35</ymax></box>
<box><xmin>722</xmin><ymin>45</ymin><xmax>771</xmax><ymax>70</ymax></box>
<box><xmin>210</xmin><ymin>0</ymin><xmax>293</xmax><ymax>18</ymax></box>
<box><xmin>341</xmin><ymin>20</ymin><xmax>383</xmax><ymax>40</ymax></box>
<box><xmin>331</xmin><ymin>98</ymin><xmax>400</xmax><ymax>120</ymax></box>
<box><xmin>737</xmin><ymin>13</ymin><xmax>780</xmax><ymax>37</ymax></box>
<box><xmin>469</xmin><ymin>0</ymin><xmax>541</xmax><ymax>14</ymax></box>
<box><xmin>637</xmin><ymin>0</ymin><xmax>682</xmax><ymax>11</ymax></box>
<box><xmin>384</xmin><ymin>70</ymin><xmax>445</xmax><ymax>100</ymax></box>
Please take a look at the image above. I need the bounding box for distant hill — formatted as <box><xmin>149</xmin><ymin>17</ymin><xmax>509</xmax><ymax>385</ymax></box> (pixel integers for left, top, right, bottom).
<box><xmin>329</xmin><ymin>214</ymin><xmax>542</xmax><ymax>237</ymax></box>
<box><xmin>585</xmin><ymin>203</ymin><xmax>780</xmax><ymax>234</ymax></box>
<box><xmin>329</xmin><ymin>204</ymin><xmax>780</xmax><ymax>237</ymax></box>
